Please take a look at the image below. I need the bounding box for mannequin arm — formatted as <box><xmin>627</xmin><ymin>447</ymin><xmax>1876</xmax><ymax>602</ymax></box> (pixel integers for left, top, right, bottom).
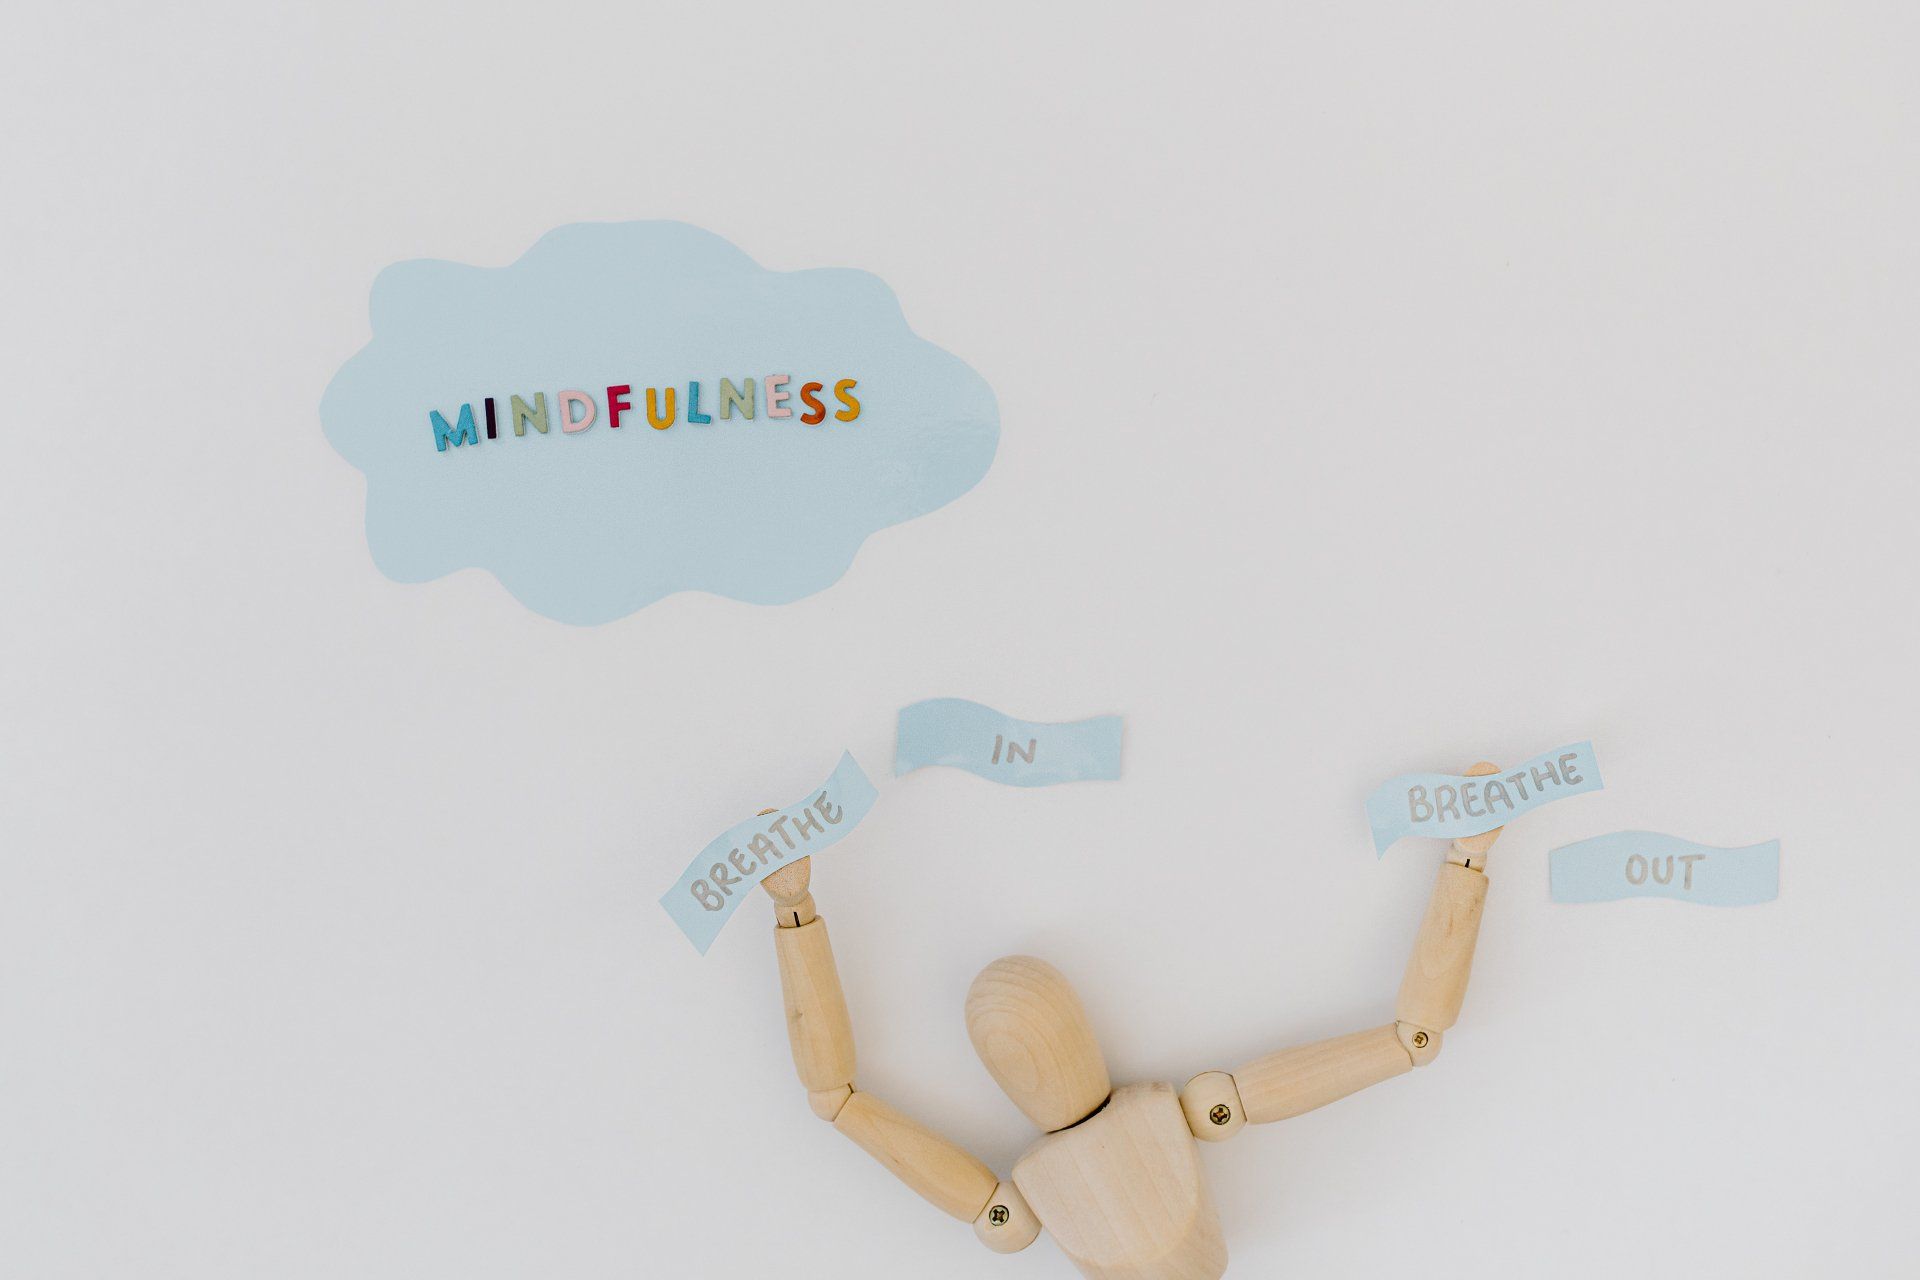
<box><xmin>1179</xmin><ymin>762</ymin><xmax>1501</xmax><ymax>1142</ymax></box>
<box><xmin>760</xmin><ymin>857</ymin><xmax>1040</xmax><ymax>1254</ymax></box>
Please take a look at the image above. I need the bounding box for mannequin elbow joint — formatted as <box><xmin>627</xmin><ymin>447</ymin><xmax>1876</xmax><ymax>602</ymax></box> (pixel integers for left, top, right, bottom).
<box><xmin>1396</xmin><ymin>1022</ymin><xmax>1443</xmax><ymax>1067</ymax></box>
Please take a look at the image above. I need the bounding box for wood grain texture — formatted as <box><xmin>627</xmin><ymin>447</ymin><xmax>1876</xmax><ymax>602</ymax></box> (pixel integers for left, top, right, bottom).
<box><xmin>1233</xmin><ymin>1024</ymin><xmax>1413</xmax><ymax>1125</ymax></box>
<box><xmin>1395</xmin><ymin>861</ymin><xmax>1489</xmax><ymax>1034</ymax></box>
<box><xmin>761</xmin><ymin>855</ymin><xmax>813</xmax><ymax>911</ymax></box>
<box><xmin>773</xmin><ymin>916</ymin><xmax>855</xmax><ymax>1093</ymax></box>
<box><xmin>1449</xmin><ymin>762</ymin><xmax>1505</xmax><ymax>862</ymax></box>
<box><xmin>972</xmin><ymin>1180</ymin><xmax>1042</xmax><ymax>1254</ymax></box>
<box><xmin>965</xmin><ymin>955</ymin><xmax>1111</xmax><ymax>1132</ymax></box>
<box><xmin>1395</xmin><ymin>1020</ymin><xmax>1442</xmax><ymax>1065</ymax></box>
<box><xmin>1176</xmin><ymin>1070</ymin><xmax>1246</xmax><ymax>1142</ymax></box>
<box><xmin>1012</xmin><ymin>1084</ymin><xmax>1226</xmax><ymax>1280</ymax></box>
<box><xmin>833</xmin><ymin>1090</ymin><xmax>999</xmax><ymax>1223</ymax></box>
<box><xmin>772</xmin><ymin>890</ymin><xmax>816</xmax><ymax>929</ymax></box>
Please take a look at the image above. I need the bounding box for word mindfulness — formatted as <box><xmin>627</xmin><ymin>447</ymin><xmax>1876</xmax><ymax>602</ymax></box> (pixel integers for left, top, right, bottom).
<box><xmin>427</xmin><ymin>374</ymin><xmax>862</xmax><ymax>453</ymax></box>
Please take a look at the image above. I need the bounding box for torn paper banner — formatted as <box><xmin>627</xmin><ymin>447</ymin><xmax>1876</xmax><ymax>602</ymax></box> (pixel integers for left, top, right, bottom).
<box><xmin>1550</xmin><ymin>832</ymin><xmax>1780</xmax><ymax>906</ymax></box>
<box><xmin>894</xmin><ymin>699</ymin><xmax>1123</xmax><ymax>786</ymax></box>
<box><xmin>1365</xmin><ymin>742</ymin><xmax>1602</xmax><ymax>855</ymax></box>
<box><xmin>660</xmin><ymin>753</ymin><xmax>878</xmax><ymax>954</ymax></box>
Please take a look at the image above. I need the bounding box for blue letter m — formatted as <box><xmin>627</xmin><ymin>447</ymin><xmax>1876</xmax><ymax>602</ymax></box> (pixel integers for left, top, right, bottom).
<box><xmin>431</xmin><ymin>404</ymin><xmax>479</xmax><ymax>452</ymax></box>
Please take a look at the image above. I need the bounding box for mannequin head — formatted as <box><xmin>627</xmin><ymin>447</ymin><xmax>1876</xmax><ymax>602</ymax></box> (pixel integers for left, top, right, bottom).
<box><xmin>965</xmin><ymin>955</ymin><xmax>1112</xmax><ymax>1132</ymax></box>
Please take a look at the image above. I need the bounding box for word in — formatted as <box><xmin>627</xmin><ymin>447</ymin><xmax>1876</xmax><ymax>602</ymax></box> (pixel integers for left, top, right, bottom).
<box><xmin>894</xmin><ymin>698</ymin><xmax>1124</xmax><ymax>787</ymax></box>
<box><xmin>991</xmin><ymin>735</ymin><xmax>1037</xmax><ymax>766</ymax></box>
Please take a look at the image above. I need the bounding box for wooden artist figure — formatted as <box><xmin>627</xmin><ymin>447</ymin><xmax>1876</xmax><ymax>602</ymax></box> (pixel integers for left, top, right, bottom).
<box><xmin>758</xmin><ymin>762</ymin><xmax>1509</xmax><ymax>1280</ymax></box>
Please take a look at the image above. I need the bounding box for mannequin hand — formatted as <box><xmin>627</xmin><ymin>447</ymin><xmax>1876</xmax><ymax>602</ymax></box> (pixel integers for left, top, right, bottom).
<box><xmin>1448</xmin><ymin>761</ymin><xmax>1503</xmax><ymax>869</ymax></box>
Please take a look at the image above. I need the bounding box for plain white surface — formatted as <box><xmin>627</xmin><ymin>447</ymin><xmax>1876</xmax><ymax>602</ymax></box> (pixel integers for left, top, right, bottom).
<box><xmin>3</xmin><ymin>3</ymin><xmax>1917</xmax><ymax>1276</ymax></box>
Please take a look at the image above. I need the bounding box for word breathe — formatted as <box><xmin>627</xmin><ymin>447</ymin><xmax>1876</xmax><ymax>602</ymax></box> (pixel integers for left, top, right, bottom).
<box><xmin>1365</xmin><ymin>741</ymin><xmax>1604</xmax><ymax>855</ymax></box>
<box><xmin>687</xmin><ymin>792</ymin><xmax>847</xmax><ymax>912</ymax></box>
<box><xmin>893</xmin><ymin>698</ymin><xmax>1125</xmax><ymax>787</ymax></box>
<box><xmin>428</xmin><ymin>375</ymin><xmax>862</xmax><ymax>452</ymax></box>
<box><xmin>658</xmin><ymin>752</ymin><xmax>879</xmax><ymax>953</ymax></box>
<box><xmin>1549</xmin><ymin>832</ymin><xmax>1781</xmax><ymax>906</ymax></box>
<box><xmin>1405</xmin><ymin>751</ymin><xmax>1589</xmax><ymax>825</ymax></box>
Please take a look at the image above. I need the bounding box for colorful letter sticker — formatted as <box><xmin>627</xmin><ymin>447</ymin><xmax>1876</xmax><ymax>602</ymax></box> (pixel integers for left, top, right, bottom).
<box><xmin>1550</xmin><ymin>832</ymin><xmax>1780</xmax><ymax>906</ymax></box>
<box><xmin>1365</xmin><ymin>741</ymin><xmax>1603</xmax><ymax>855</ymax></box>
<box><xmin>660</xmin><ymin>753</ymin><xmax>879</xmax><ymax>954</ymax></box>
<box><xmin>321</xmin><ymin>222</ymin><xmax>998</xmax><ymax>625</ymax></box>
<box><xmin>894</xmin><ymin>699</ymin><xmax>1123</xmax><ymax>787</ymax></box>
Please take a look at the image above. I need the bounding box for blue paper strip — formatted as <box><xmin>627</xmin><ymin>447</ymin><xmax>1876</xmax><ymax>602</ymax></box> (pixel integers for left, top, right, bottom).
<box><xmin>1365</xmin><ymin>742</ymin><xmax>1603</xmax><ymax>855</ymax></box>
<box><xmin>1550</xmin><ymin>832</ymin><xmax>1780</xmax><ymax>906</ymax></box>
<box><xmin>894</xmin><ymin>699</ymin><xmax>1123</xmax><ymax>787</ymax></box>
<box><xmin>660</xmin><ymin>752</ymin><xmax>879</xmax><ymax>954</ymax></box>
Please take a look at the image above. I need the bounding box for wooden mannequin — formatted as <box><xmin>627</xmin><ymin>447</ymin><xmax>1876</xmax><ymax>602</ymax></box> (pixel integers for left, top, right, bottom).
<box><xmin>758</xmin><ymin>762</ymin><xmax>1505</xmax><ymax>1279</ymax></box>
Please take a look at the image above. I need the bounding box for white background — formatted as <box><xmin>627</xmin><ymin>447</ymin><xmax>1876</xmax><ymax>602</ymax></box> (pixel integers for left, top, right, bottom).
<box><xmin>4</xmin><ymin>3</ymin><xmax>1916</xmax><ymax>1277</ymax></box>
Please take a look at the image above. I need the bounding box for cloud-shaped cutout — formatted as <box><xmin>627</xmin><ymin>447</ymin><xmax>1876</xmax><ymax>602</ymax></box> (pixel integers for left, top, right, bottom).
<box><xmin>321</xmin><ymin>222</ymin><xmax>998</xmax><ymax>624</ymax></box>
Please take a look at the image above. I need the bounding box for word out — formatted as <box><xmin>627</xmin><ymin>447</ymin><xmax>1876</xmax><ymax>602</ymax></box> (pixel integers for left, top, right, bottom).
<box><xmin>1547</xmin><ymin>832</ymin><xmax>1779</xmax><ymax>906</ymax></box>
<box><xmin>1625</xmin><ymin>852</ymin><xmax>1706</xmax><ymax>890</ymax></box>
<box><xmin>429</xmin><ymin>375</ymin><xmax>862</xmax><ymax>452</ymax></box>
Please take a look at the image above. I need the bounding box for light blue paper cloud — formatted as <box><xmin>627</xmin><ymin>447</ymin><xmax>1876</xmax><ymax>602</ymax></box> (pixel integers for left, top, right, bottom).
<box><xmin>894</xmin><ymin>698</ymin><xmax>1123</xmax><ymax>786</ymax></box>
<box><xmin>321</xmin><ymin>222</ymin><xmax>999</xmax><ymax>624</ymax></box>
<box><xmin>1550</xmin><ymin>832</ymin><xmax>1780</xmax><ymax>906</ymax></box>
